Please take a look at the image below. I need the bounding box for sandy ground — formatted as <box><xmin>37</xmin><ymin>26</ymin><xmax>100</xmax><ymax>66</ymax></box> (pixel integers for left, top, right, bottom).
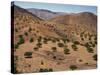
<box><xmin>14</xmin><ymin>39</ymin><xmax>97</xmax><ymax>73</ymax></box>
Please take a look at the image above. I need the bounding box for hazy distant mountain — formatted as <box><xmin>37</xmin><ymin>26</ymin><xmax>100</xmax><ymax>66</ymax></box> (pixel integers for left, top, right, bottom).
<box><xmin>27</xmin><ymin>8</ymin><xmax>66</xmax><ymax>20</ymax></box>
<box><xmin>49</xmin><ymin>12</ymin><xmax>97</xmax><ymax>33</ymax></box>
<box><xmin>49</xmin><ymin>12</ymin><xmax>97</xmax><ymax>25</ymax></box>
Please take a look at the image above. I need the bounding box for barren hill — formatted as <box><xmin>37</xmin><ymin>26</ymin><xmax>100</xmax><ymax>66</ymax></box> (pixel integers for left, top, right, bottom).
<box><xmin>49</xmin><ymin>12</ymin><xmax>97</xmax><ymax>33</ymax></box>
<box><xmin>49</xmin><ymin>12</ymin><xmax>97</xmax><ymax>25</ymax></box>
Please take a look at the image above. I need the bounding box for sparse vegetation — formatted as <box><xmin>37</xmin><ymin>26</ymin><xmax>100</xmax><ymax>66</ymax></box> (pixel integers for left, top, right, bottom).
<box><xmin>14</xmin><ymin>35</ymin><xmax>25</xmax><ymax>49</ymax></box>
<box><xmin>41</xmin><ymin>61</ymin><xmax>44</xmax><ymax>65</ymax></box>
<box><xmin>24</xmin><ymin>52</ymin><xmax>33</xmax><ymax>58</ymax></box>
<box><xmin>81</xmin><ymin>38</ymin><xmax>84</xmax><ymax>41</ymax></box>
<box><xmin>89</xmin><ymin>42</ymin><xmax>95</xmax><ymax>47</ymax></box>
<box><xmin>84</xmin><ymin>43</ymin><xmax>94</xmax><ymax>53</ymax></box>
<box><xmin>70</xmin><ymin>65</ymin><xmax>77</xmax><ymax>70</ymax></box>
<box><xmin>14</xmin><ymin>56</ymin><xmax>18</xmax><ymax>61</ymax></box>
<box><xmin>36</xmin><ymin>42</ymin><xmax>42</xmax><ymax>48</ymax></box>
<box><xmin>53</xmin><ymin>56</ymin><xmax>56</xmax><ymax>59</ymax></box>
<box><xmin>33</xmin><ymin>28</ymin><xmax>35</xmax><ymax>31</ymax></box>
<box><xmin>33</xmin><ymin>47</ymin><xmax>39</xmax><ymax>51</ymax></box>
<box><xmin>38</xmin><ymin>36</ymin><xmax>42</xmax><ymax>43</ymax></box>
<box><xmin>14</xmin><ymin>44</ymin><xmax>19</xmax><ymax>49</ymax></box>
<box><xmin>43</xmin><ymin>37</ymin><xmax>48</xmax><ymax>44</ymax></box>
<box><xmin>13</xmin><ymin>63</ymin><xmax>18</xmax><ymax>73</ymax></box>
<box><xmin>93</xmin><ymin>54</ymin><xmax>97</xmax><ymax>61</ymax></box>
<box><xmin>84</xmin><ymin>34</ymin><xmax>87</xmax><ymax>38</ymax></box>
<box><xmin>89</xmin><ymin>37</ymin><xmax>91</xmax><ymax>41</ymax></box>
<box><xmin>94</xmin><ymin>41</ymin><xmax>97</xmax><ymax>45</ymax></box>
<box><xmin>51</xmin><ymin>39</ymin><xmax>56</xmax><ymax>43</ymax></box>
<box><xmin>62</xmin><ymin>38</ymin><xmax>67</xmax><ymax>43</ymax></box>
<box><xmin>84</xmin><ymin>42</ymin><xmax>90</xmax><ymax>47</ymax></box>
<box><xmin>18</xmin><ymin>35</ymin><xmax>24</xmax><ymax>45</ymax></box>
<box><xmin>36</xmin><ymin>30</ymin><xmax>39</xmax><ymax>33</ymax></box>
<box><xmin>49</xmin><ymin>68</ymin><xmax>53</xmax><ymax>71</ymax></box>
<box><xmin>94</xmin><ymin>35</ymin><xmax>97</xmax><ymax>45</ymax></box>
<box><xmin>28</xmin><ymin>27</ymin><xmax>32</xmax><ymax>32</ymax></box>
<box><xmin>52</xmin><ymin>47</ymin><xmax>57</xmax><ymax>52</ymax></box>
<box><xmin>94</xmin><ymin>35</ymin><xmax>97</xmax><ymax>41</ymax></box>
<box><xmin>73</xmin><ymin>41</ymin><xmax>80</xmax><ymax>45</ymax></box>
<box><xmin>86</xmin><ymin>47</ymin><xmax>94</xmax><ymax>53</ymax></box>
<box><xmin>39</xmin><ymin>68</ymin><xmax>53</xmax><ymax>72</ymax></box>
<box><xmin>15</xmin><ymin>28</ymin><xmax>18</xmax><ymax>32</ymax></box>
<box><xmin>55</xmin><ymin>38</ymin><xmax>60</xmax><ymax>42</ymax></box>
<box><xmin>79</xmin><ymin>59</ymin><xmax>83</xmax><ymax>62</ymax></box>
<box><xmin>19</xmin><ymin>35</ymin><xmax>22</xmax><ymax>38</ymax></box>
<box><xmin>88</xmin><ymin>35</ymin><xmax>92</xmax><ymax>41</ymax></box>
<box><xmin>85</xmin><ymin>62</ymin><xmax>89</xmax><ymax>65</ymax></box>
<box><xmin>64</xmin><ymin>47</ymin><xmax>70</xmax><ymax>54</ymax></box>
<box><xmin>57</xmin><ymin>43</ymin><xmax>64</xmax><ymax>47</ymax></box>
<box><xmin>30</xmin><ymin>37</ymin><xmax>33</xmax><ymax>42</ymax></box>
<box><xmin>80</xmin><ymin>32</ymin><xmax>84</xmax><ymax>38</ymax></box>
<box><xmin>71</xmin><ymin>44</ymin><xmax>78</xmax><ymax>51</ymax></box>
<box><xmin>24</xmin><ymin>32</ymin><xmax>28</xmax><ymax>36</ymax></box>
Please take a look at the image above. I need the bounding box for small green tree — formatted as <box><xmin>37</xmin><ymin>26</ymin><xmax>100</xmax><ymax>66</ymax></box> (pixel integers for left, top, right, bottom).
<box><xmin>38</xmin><ymin>36</ymin><xmax>42</xmax><ymax>43</ymax></box>
<box><xmin>18</xmin><ymin>35</ymin><xmax>24</xmax><ymax>45</ymax></box>
<box><xmin>48</xmin><ymin>68</ymin><xmax>53</xmax><ymax>72</ymax></box>
<box><xmin>24</xmin><ymin>32</ymin><xmax>28</xmax><ymax>36</ymax></box>
<box><xmin>73</xmin><ymin>41</ymin><xmax>80</xmax><ymax>45</ymax></box>
<box><xmin>57</xmin><ymin>43</ymin><xmax>64</xmax><ymax>47</ymax></box>
<box><xmin>87</xmin><ymin>47</ymin><xmax>94</xmax><ymax>53</ymax></box>
<box><xmin>94</xmin><ymin>41</ymin><xmax>97</xmax><ymax>45</ymax></box>
<box><xmin>79</xmin><ymin>59</ymin><xmax>83</xmax><ymax>62</ymax></box>
<box><xmin>43</xmin><ymin>37</ymin><xmax>48</xmax><ymax>44</ymax></box>
<box><xmin>28</xmin><ymin>27</ymin><xmax>32</xmax><ymax>32</ymax></box>
<box><xmin>52</xmin><ymin>47</ymin><xmax>57</xmax><ymax>52</ymax></box>
<box><xmin>39</xmin><ymin>68</ymin><xmax>44</xmax><ymax>72</ymax></box>
<box><xmin>84</xmin><ymin>42</ymin><xmax>90</xmax><ymax>47</ymax></box>
<box><xmin>84</xmin><ymin>43</ymin><xmax>94</xmax><ymax>53</ymax></box>
<box><xmin>70</xmin><ymin>65</ymin><xmax>77</xmax><ymax>70</ymax></box>
<box><xmin>93</xmin><ymin>54</ymin><xmax>97</xmax><ymax>61</ymax></box>
<box><xmin>39</xmin><ymin>68</ymin><xmax>53</xmax><ymax>72</ymax></box>
<box><xmin>14</xmin><ymin>44</ymin><xmax>19</xmax><ymax>49</ymax></box>
<box><xmin>15</xmin><ymin>28</ymin><xmax>18</xmax><ymax>32</ymax></box>
<box><xmin>89</xmin><ymin>34</ymin><xmax>92</xmax><ymax>41</ymax></box>
<box><xmin>62</xmin><ymin>38</ymin><xmax>67</xmax><ymax>43</ymax></box>
<box><xmin>36</xmin><ymin>43</ymin><xmax>42</xmax><ymax>48</ymax></box>
<box><xmin>94</xmin><ymin>35</ymin><xmax>97</xmax><ymax>41</ymax></box>
<box><xmin>55</xmin><ymin>38</ymin><xmax>60</xmax><ymax>42</ymax></box>
<box><xmin>81</xmin><ymin>38</ymin><xmax>84</xmax><ymax>41</ymax></box>
<box><xmin>41</xmin><ymin>61</ymin><xmax>44</xmax><ymax>65</ymax></box>
<box><xmin>33</xmin><ymin>47</ymin><xmax>39</xmax><ymax>51</ymax></box>
<box><xmin>14</xmin><ymin>56</ymin><xmax>18</xmax><ymax>61</ymax></box>
<box><xmin>30</xmin><ymin>38</ymin><xmax>33</xmax><ymax>43</ymax></box>
<box><xmin>24</xmin><ymin>52</ymin><xmax>33</xmax><ymax>58</ymax></box>
<box><xmin>51</xmin><ymin>39</ymin><xmax>56</xmax><ymax>43</ymax></box>
<box><xmin>64</xmin><ymin>48</ymin><xmax>70</xmax><ymax>54</ymax></box>
<box><xmin>71</xmin><ymin>44</ymin><xmax>78</xmax><ymax>51</ymax></box>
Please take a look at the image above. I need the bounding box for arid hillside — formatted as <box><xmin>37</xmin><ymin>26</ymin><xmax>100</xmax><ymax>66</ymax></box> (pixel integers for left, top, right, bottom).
<box><xmin>49</xmin><ymin>12</ymin><xmax>97</xmax><ymax>24</ymax></box>
<box><xmin>49</xmin><ymin>12</ymin><xmax>97</xmax><ymax>32</ymax></box>
<box><xmin>12</xmin><ymin>4</ymin><xmax>97</xmax><ymax>74</ymax></box>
